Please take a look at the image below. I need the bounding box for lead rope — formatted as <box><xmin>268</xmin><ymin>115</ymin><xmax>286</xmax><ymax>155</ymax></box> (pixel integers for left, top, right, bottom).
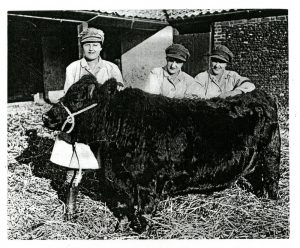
<box><xmin>59</xmin><ymin>102</ymin><xmax>98</xmax><ymax>186</ymax></box>
<box><xmin>73</xmin><ymin>143</ymin><xmax>82</xmax><ymax>187</ymax></box>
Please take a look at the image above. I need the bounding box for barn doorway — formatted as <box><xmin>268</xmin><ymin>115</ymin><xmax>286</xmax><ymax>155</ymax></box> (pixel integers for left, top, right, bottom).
<box><xmin>174</xmin><ymin>32</ymin><xmax>211</xmax><ymax>77</ymax></box>
<box><xmin>8</xmin><ymin>19</ymin><xmax>44</xmax><ymax>102</ymax></box>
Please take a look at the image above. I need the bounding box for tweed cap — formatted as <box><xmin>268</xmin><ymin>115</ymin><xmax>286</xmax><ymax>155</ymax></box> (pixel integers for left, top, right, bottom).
<box><xmin>165</xmin><ymin>43</ymin><xmax>190</xmax><ymax>62</ymax></box>
<box><xmin>80</xmin><ymin>28</ymin><xmax>105</xmax><ymax>44</ymax></box>
<box><xmin>210</xmin><ymin>45</ymin><xmax>234</xmax><ymax>63</ymax></box>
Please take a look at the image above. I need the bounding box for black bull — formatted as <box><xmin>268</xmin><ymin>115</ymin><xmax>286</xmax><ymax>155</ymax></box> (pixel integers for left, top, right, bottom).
<box><xmin>43</xmin><ymin>75</ymin><xmax>280</xmax><ymax>231</ymax></box>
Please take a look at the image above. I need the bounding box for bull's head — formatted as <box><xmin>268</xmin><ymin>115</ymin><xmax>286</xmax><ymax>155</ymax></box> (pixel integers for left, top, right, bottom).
<box><xmin>43</xmin><ymin>74</ymin><xmax>123</xmax><ymax>134</ymax></box>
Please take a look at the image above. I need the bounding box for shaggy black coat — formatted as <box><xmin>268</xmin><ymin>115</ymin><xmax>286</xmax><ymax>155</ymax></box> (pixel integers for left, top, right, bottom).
<box><xmin>43</xmin><ymin>74</ymin><xmax>281</xmax><ymax>231</ymax></box>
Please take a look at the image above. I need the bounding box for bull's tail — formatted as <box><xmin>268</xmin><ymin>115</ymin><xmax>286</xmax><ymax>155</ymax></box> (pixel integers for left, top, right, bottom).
<box><xmin>245</xmin><ymin>122</ymin><xmax>281</xmax><ymax>199</ymax></box>
<box><xmin>262</xmin><ymin>122</ymin><xmax>281</xmax><ymax>199</ymax></box>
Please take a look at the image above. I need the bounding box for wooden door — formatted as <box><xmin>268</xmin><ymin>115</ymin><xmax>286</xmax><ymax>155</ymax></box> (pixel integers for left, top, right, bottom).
<box><xmin>174</xmin><ymin>32</ymin><xmax>211</xmax><ymax>77</ymax></box>
<box><xmin>42</xmin><ymin>36</ymin><xmax>65</xmax><ymax>92</ymax></box>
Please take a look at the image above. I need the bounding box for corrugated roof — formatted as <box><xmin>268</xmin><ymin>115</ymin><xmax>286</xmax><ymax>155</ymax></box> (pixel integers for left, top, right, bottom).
<box><xmin>93</xmin><ymin>10</ymin><xmax>168</xmax><ymax>21</ymax></box>
<box><xmin>166</xmin><ymin>9</ymin><xmax>237</xmax><ymax>20</ymax></box>
<box><xmin>92</xmin><ymin>9</ymin><xmax>237</xmax><ymax>21</ymax></box>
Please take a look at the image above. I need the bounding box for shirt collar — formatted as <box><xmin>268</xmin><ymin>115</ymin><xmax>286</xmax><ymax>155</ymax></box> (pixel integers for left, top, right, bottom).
<box><xmin>80</xmin><ymin>57</ymin><xmax>104</xmax><ymax>69</ymax></box>
<box><xmin>162</xmin><ymin>66</ymin><xmax>185</xmax><ymax>82</ymax></box>
<box><xmin>208</xmin><ymin>69</ymin><xmax>229</xmax><ymax>83</ymax></box>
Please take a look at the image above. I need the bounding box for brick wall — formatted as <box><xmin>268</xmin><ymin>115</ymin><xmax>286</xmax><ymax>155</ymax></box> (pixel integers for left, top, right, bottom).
<box><xmin>214</xmin><ymin>15</ymin><xmax>288</xmax><ymax>107</ymax></box>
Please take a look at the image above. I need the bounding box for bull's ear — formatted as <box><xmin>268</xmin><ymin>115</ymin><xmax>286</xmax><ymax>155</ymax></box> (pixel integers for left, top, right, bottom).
<box><xmin>87</xmin><ymin>84</ymin><xmax>96</xmax><ymax>99</ymax></box>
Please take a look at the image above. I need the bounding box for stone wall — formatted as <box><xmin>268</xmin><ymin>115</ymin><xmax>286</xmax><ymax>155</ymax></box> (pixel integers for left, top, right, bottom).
<box><xmin>214</xmin><ymin>15</ymin><xmax>288</xmax><ymax>107</ymax></box>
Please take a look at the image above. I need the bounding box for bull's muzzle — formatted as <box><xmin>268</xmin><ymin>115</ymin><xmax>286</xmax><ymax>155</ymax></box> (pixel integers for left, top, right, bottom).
<box><xmin>42</xmin><ymin>113</ymin><xmax>50</xmax><ymax>126</ymax></box>
<box><xmin>42</xmin><ymin>112</ymin><xmax>61</xmax><ymax>130</ymax></box>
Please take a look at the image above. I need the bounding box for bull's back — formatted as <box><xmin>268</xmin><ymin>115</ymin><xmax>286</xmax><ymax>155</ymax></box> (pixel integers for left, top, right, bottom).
<box><xmin>103</xmin><ymin>89</ymin><xmax>275</xmax><ymax>187</ymax></box>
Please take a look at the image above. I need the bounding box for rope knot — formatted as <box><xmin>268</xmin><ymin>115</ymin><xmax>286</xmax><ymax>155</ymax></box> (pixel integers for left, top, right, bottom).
<box><xmin>60</xmin><ymin>102</ymin><xmax>98</xmax><ymax>134</ymax></box>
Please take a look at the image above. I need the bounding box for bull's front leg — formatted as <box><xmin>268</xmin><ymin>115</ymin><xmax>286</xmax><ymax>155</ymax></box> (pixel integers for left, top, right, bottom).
<box><xmin>65</xmin><ymin>184</ymin><xmax>79</xmax><ymax>221</ymax></box>
<box><xmin>64</xmin><ymin>169</ymin><xmax>82</xmax><ymax>221</ymax></box>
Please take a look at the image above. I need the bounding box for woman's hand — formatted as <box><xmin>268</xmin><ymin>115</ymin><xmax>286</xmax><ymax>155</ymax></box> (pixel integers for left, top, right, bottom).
<box><xmin>219</xmin><ymin>89</ymin><xmax>242</xmax><ymax>99</ymax></box>
<box><xmin>117</xmin><ymin>82</ymin><xmax>125</xmax><ymax>91</ymax></box>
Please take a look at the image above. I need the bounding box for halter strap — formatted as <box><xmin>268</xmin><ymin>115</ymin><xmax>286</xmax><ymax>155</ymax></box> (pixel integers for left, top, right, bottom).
<box><xmin>60</xmin><ymin>102</ymin><xmax>98</xmax><ymax>133</ymax></box>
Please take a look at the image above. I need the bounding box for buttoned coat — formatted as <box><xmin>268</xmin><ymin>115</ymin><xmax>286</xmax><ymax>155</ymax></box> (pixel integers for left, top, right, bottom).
<box><xmin>144</xmin><ymin>67</ymin><xmax>196</xmax><ymax>99</ymax></box>
<box><xmin>186</xmin><ymin>70</ymin><xmax>255</xmax><ymax>99</ymax></box>
<box><xmin>64</xmin><ymin>58</ymin><xmax>123</xmax><ymax>94</ymax></box>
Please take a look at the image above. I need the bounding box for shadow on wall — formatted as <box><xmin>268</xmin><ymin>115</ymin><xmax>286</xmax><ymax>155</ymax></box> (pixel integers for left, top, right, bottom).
<box><xmin>121</xmin><ymin>26</ymin><xmax>173</xmax><ymax>89</ymax></box>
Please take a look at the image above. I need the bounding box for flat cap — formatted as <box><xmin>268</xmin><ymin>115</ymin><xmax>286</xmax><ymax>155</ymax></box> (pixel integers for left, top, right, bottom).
<box><xmin>80</xmin><ymin>28</ymin><xmax>105</xmax><ymax>44</ymax></box>
<box><xmin>166</xmin><ymin>43</ymin><xmax>190</xmax><ymax>62</ymax></box>
<box><xmin>210</xmin><ymin>45</ymin><xmax>234</xmax><ymax>63</ymax></box>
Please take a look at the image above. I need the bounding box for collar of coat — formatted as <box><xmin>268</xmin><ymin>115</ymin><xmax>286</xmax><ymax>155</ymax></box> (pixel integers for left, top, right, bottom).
<box><xmin>162</xmin><ymin>66</ymin><xmax>186</xmax><ymax>83</ymax></box>
<box><xmin>80</xmin><ymin>57</ymin><xmax>105</xmax><ymax>70</ymax></box>
<box><xmin>208</xmin><ymin>69</ymin><xmax>232</xmax><ymax>84</ymax></box>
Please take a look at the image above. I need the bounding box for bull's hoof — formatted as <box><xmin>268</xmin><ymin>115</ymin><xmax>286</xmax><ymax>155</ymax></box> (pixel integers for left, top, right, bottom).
<box><xmin>64</xmin><ymin>203</ymin><xmax>77</xmax><ymax>222</ymax></box>
<box><xmin>236</xmin><ymin>177</ymin><xmax>254</xmax><ymax>192</ymax></box>
<box><xmin>64</xmin><ymin>211</ymin><xmax>77</xmax><ymax>222</ymax></box>
<box><xmin>129</xmin><ymin>215</ymin><xmax>148</xmax><ymax>233</ymax></box>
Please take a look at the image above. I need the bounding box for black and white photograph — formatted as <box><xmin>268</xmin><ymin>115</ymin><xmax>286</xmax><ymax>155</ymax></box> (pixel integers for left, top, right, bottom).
<box><xmin>3</xmin><ymin>0</ymin><xmax>299</xmax><ymax>245</ymax></box>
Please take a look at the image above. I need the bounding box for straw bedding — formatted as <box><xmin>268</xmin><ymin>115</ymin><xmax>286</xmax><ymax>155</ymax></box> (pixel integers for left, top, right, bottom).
<box><xmin>7</xmin><ymin>101</ymin><xmax>289</xmax><ymax>239</ymax></box>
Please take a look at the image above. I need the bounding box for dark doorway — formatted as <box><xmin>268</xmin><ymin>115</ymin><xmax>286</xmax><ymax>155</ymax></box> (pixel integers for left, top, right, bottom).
<box><xmin>8</xmin><ymin>19</ymin><xmax>44</xmax><ymax>102</ymax></box>
<box><xmin>174</xmin><ymin>32</ymin><xmax>211</xmax><ymax>77</ymax></box>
